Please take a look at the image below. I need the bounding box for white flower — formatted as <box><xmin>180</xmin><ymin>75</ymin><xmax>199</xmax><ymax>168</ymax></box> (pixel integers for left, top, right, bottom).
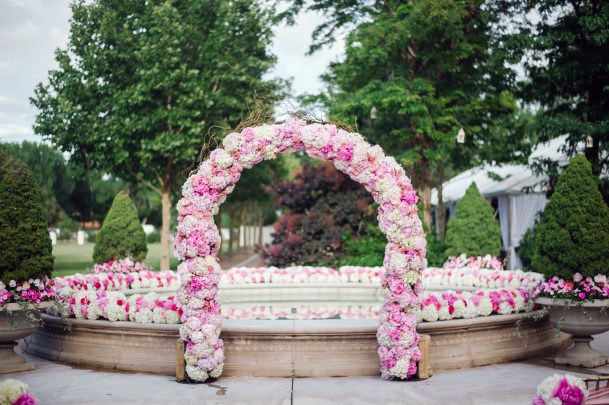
<box><xmin>214</xmin><ymin>149</ymin><xmax>233</xmax><ymax>169</ymax></box>
<box><xmin>0</xmin><ymin>379</ymin><xmax>28</xmax><ymax>404</ymax></box>
<box><xmin>222</xmin><ymin>132</ymin><xmax>245</xmax><ymax>154</ymax></box>
<box><xmin>186</xmin><ymin>364</ymin><xmax>209</xmax><ymax>382</ymax></box>
<box><xmin>421</xmin><ymin>305</ymin><xmax>439</xmax><ymax>322</ymax></box>
<box><xmin>263</xmin><ymin>144</ymin><xmax>279</xmax><ymax>160</ymax></box>
<box><xmin>254</xmin><ymin>124</ymin><xmax>276</xmax><ymax>141</ymax></box>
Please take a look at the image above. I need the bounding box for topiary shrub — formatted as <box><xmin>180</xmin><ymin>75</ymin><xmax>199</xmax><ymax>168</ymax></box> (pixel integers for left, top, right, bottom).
<box><xmin>533</xmin><ymin>155</ymin><xmax>609</xmax><ymax>280</ymax></box>
<box><xmin>93</xmin><ymin>191</ymin><xmax>147</xmax><ymax>263</ymax></box>
<box><xmin>0</xmin><ymin>152</ymin><xmax>54</xmax><ymax>285</ymax></box>
<box><xmin>444</xmin><ymin>182</ymin><xmax>502</xmax><ymax>257</ymax></box>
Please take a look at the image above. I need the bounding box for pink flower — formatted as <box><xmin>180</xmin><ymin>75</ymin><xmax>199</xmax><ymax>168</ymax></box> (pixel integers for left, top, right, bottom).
<box><xmin>337</xmin><ymin>143</ymin><xmax>354</xmax><ymax>162</ymax></box>
<box><xmin>12</xmin><ymin>393</ymin><xmax>38</xmax><ymax>405</ymax></box>
<box><xmin>552</xmin><ymin>377</ymin><xmax>585</xmax><ymax>404</ymax></box>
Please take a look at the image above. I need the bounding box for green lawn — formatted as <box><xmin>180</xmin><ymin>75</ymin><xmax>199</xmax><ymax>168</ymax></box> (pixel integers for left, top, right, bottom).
<box><xmin>52</xmin><ymin>243</ymin><xmax>180</xmax><ymax>277</ymax></box>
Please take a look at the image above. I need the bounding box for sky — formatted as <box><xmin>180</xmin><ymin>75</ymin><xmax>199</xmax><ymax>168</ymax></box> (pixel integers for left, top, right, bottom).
<box><xmin>0</xmin><ymin>0</ymin><xmax>343</xmax><ymax>143</ymax></box>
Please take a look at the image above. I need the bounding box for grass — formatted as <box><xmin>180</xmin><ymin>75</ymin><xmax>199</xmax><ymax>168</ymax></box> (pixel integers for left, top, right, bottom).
<box><xmin>52</xmin><ymin>243</ymin><xmax>180</xmax><ymax>277</ymax></box>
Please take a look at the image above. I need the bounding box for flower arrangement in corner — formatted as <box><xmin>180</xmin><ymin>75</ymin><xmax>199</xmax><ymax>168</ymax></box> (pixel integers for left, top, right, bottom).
<box><xmin>532</xmin><ymin>155</ymin><xmax>609</xmax><ymax>303</ymax></box>
<box><xmin>0</xmin><ymin>278</ymin><xmax>55</xmax><ymax>308</ymax></box>
<box><xmin>174</xmin><ymin>118</ymin><xmax>426</xmax><ymax>382</ymax></box>
<box><xmin>533</xmin><ymin>374</ymin><xmax>587</xmax><ymax>405</ymax></box>
<box><xmin>0</xmin><ymin>379</ymin><xmax>38</xmax><ymax>405</ymax></box>
<box><xmin>533</xmin><ymin>273</ymin><xmax>609</xmax><ymax>302</ymax></box>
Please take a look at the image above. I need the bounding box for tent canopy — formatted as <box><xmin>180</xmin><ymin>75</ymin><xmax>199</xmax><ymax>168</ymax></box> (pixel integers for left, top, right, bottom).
<box><xmin>432</xmin><ymin>135</ymin><xmax>573</xmax><ymax>205</ymax></box>
<box><xmin>430</xmin><ymin>136</ymin><xmax>575</xmax><ymax>269</ymax></box>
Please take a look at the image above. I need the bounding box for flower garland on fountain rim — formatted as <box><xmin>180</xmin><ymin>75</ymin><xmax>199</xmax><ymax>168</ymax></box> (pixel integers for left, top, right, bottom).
<box><xmin>173</xmin><ymin>118</ymin><xmax>427</xmax><ymax>381</ymax></box>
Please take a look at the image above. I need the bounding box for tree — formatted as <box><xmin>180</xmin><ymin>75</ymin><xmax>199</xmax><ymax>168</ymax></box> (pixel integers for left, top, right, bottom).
<box><xmin>0</xmin><ymin>141</ymin><xmax>73</xmax><ymax>226</ymax></box>
<box><xmin>505</xmin><ymin>0</ymin><xmax>609</xmax><ymax>203</ymax></box>
<box><xmin>285</xmin><ymin>0</ymin><xmax>524</xmax><ymax>233</ymax></box>
<box><xmin>263</xmin><ymin>162</ymin><xmax>375</xmax><ymax>266</ymax></box>
<box><xmin>533</xmin><ymin>155</ymin><xmax>609</xmax><ymax>280</ymax></box>
<box><xmin>32</xmin><ymin>0</ymin><xmax>280</xmax><ymax>269</ymax></box>
<box><xmin>444</xmin><ymin>182</ymin><xmax>502</xmax><ymax>257</ymax></box>
<box><xmin>0</xmin><ymin>152</ymin><xmax>54</xmax><ymax>285</ymax></box>
<box><xmin>67</xmin><ymin>172</ymin><xmax>125</xmax><ymax>224</ymax></box>
<box><xmin>93</xmin><ymin>191</ymin><xmax>148</xmax><ymax>264</ymax></box>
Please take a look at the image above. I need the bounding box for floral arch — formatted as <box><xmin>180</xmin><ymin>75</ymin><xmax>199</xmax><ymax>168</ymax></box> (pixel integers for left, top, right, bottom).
<box><xmin>174</xmin><ymin>118</ymin><xmax>427</xmax><ymax>381</ymax></box>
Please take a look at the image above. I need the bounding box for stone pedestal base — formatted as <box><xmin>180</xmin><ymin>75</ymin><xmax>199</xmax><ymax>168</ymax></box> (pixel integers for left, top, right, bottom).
<box><xmin>555</xmin><ymin>336</ymin><xmax>609</xmax><ymax>368</ymax></box>
<box><xmin>0</xmin><ymin>342</ymin><xmax>35</xmax><ymax>374</ymax></box>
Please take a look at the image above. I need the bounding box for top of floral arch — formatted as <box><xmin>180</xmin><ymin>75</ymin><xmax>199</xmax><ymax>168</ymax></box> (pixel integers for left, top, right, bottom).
<box><xmin>176</xmin><ymin>117</ymin><xmax>427</xmax><ymax>256</ymax></box>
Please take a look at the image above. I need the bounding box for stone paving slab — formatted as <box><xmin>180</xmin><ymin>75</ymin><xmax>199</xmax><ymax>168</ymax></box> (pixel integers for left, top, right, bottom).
<box><xmin>291</xmin><ymin>364</ymin><xmax>590</xmax><ymax>405</ymax></box>
<box><xmin>6</xmin><ymin>354</ymin><xmax>292</xmax><ymax>405</ymax></box>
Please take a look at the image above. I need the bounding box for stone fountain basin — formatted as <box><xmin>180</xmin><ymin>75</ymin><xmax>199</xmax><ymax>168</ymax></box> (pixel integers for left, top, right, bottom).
<box><xmin>24</xmin><ymin>311</ymin><xmax>568</xmax><ymax>378</ymax></box>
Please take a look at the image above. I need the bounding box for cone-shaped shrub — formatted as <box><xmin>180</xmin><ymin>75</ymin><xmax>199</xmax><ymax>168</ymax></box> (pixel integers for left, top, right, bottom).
<box><xmin>533</xmin><ymin>155</ymin><xmax>609</xmax><ymax>279</ymax></box>
<box><xmin>444</xmin><ymin>182</ymin><xmax>502</xmax><ymax>257</ymax></box>
<box><xmin>93</xmin><ymin>191</ymin><xmax>147</xmax><ymax>263</ymax></box>
<box><xmin>0</xmin><ymin>152</ymin><xmax>54</xmax><ymax>284</ymax></box>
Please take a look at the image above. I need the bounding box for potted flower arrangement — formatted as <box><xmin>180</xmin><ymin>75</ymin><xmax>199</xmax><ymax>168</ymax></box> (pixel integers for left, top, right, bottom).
<box><xmin>0</xmin><ymin>153</ymin><xmax>56</xmax><ymax>374</ymax></box>
<box><xmin>533</xmin><ymin>155</ymin><xmax>609</xmax><ymax>368</ymax></box>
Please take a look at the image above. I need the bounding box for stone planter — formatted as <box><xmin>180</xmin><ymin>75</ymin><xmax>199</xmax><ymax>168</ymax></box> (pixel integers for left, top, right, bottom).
<box><xmin>0</xmin><ymin>302</ymin><xmax>51</xmax><ymax>374</ymax></box>
<box><xmin>537</xmin><ymin>297</ymin><xmax>609</xmax><ymax>368</ymax></box>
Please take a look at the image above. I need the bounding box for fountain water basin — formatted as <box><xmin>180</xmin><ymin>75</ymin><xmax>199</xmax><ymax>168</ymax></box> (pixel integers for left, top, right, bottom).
<box><xmin>24</xmin><ymin>280</ymin><xmax>569</xmax><ymax>377</ymax></box>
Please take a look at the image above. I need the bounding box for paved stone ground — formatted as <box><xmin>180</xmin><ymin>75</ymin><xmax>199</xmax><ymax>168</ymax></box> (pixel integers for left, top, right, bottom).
<box><xmin>4</xmin><ymin>332</ymin><xmax>609</xmax><ymax>405</ymax></box>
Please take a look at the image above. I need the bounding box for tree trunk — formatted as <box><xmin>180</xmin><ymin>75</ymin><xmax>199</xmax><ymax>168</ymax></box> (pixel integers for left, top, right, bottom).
<box><xmin>420</xmin><ymin>185</ymin><xmax>432</xmax><ymax>233</ymax></box>
<box><xmin>409</xmin><ymin>154</ymin><xmax>433</xmax><ymax>233</ymax></box>
<box><xmin>228</xmin><ymin>206</ymin><xmax>234</xmax><ymax>256</ymax></box>
<box><xmin>258</xmin><ymin>206</ymin><xmax>264</xmax><ymax>249</ymax></box>
<box><xmin>160</xmin><ymin>189</ymin><xmax>171</xmax><ymax>270</ymax></box>
<box><xmin>436</xmin><ymin>161</ymin><xmax>446</xmax><ymax>239</ymax></box>
<box><xmin>237</xmin><ymin>209</ymin><xmax>242</xmax><ymax>253</ymax></box>
<box><xmin>245</xmin><ymin>202</ymin><xmax>250</xmax><ymax>249</ymax></box>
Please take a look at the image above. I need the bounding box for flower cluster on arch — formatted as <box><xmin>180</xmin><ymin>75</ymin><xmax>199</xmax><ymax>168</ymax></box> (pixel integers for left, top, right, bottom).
<box><xmin>173</xmin><ymin>118</ymin><xmax>427</xmax><ymax>381</ymax></box>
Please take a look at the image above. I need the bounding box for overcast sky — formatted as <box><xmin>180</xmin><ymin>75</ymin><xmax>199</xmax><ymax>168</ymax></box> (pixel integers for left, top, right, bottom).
<box><xmin>0</xmin><ymin>0</ymin><xmax>342</xmax><ymax>143</ymax></box>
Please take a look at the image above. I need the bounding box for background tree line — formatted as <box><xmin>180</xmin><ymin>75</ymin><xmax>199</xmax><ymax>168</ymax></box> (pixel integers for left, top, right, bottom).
<box><xmin>3</xmin><ymin>0</ymin><xmax>604</xmax><ymax>269</ymax></box>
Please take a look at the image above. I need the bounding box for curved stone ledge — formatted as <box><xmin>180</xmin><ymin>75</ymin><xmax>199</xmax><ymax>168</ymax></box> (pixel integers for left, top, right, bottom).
<box><xmin>23</xmin><ymin>311</ymin><xmax>569</xmax><ymax>377</ymax></box>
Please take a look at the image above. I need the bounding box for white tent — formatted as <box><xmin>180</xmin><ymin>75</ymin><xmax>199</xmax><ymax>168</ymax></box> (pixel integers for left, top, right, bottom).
<box><xmin>431</xmin><ymin>135</ymin><xmax>574</xmax><ymax>269</ymax></box>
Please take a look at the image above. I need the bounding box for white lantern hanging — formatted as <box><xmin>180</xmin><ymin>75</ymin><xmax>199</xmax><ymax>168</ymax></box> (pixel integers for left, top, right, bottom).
<box><xmin>370</xmin><ymin>106</ymin><xmax>378</xmax><ymax>120</ymax></box>
<box><xmin>457</xmin><ymin>127</ymin><xmax>465</xmax><ymax>144</ymax></box>
<box><xmin>586</xmin><ymin>135</ymin><xmax>594</xmax><ymax>148</ymax></box>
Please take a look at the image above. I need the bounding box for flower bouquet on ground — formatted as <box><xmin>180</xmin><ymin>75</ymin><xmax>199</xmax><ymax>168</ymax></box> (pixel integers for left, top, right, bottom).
<box><xmin>0</xmin><ymin>378</ymin><xmax>38</xmax><ymax>405</ymax></box>
<box><xmin>533</xmin><ymin>374</ymin><xmax>588</xmax><ymax>405</ymax></box>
